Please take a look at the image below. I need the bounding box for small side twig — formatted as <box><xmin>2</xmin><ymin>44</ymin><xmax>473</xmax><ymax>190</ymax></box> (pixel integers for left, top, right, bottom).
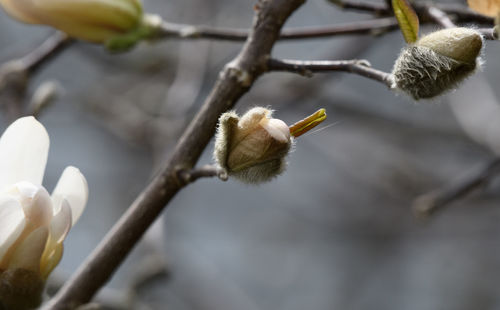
<box><xmin>413</xmin><ymin>158</ymin><xmax>500</xmax><ymax>218</ymax></box>
<box><xmin>328</xmin><ymin>0</ymin><xmax>389</xmax><ymax>15</ymax></box>
<box><xmin>329</xmin><ymin>0</ymin><xmax>495</xmax><ymax>25</ymax></box>
<box><xmin>176</xmin><ymin>165</ymin><xmax>228</xmax><ymax>184</ymax></box>
<box><xmin>477</xmin><ymin>28</ymin><xmax>498</xmax><ymax>40</ymax></box>
<box><xmin>267</xmin><ymin>58</ymin><xmax>394</xmax><ymax>87</ymax></box>
<box><xmin>424</xmin><ymin>5</ymin><xmax>457</xmax><ymax>29</ymax></box>
<box><xmin>0</xmin><ymin>32</ymin><xmax>72</xmax><ymax>121</ymax></box>
<box><xmin>18</xmin><ymin>32</ymin><xmax>73</xmax><ymax>74</ymax></box>
<box><xmin>423</xmin><ymin>6</ymin><xmax>498</xmax><ymax>40</ymax></box>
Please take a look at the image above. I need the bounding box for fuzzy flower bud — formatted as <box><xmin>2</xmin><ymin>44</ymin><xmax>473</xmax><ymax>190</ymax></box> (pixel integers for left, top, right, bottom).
<box><xmin>214</xmin><ymin>107</ymin><xmax>292</xmax><ymax>184</ymax></box>
<box><xmin>392</xmin><ymin>27</ymin><xmax>483</xmax><ymax>100</ymax></box>
<box><xmin>0</xmin><ymin>117</ymin><xmax>88</xmax><ymax>310</ymax></box>
<box><xmin>0</xmin><ymin>0</ymin><xmax>148</xmax><ymax>46</ymax></box>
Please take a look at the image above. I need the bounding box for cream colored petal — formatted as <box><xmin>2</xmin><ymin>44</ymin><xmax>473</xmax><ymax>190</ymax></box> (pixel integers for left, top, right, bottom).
<box><xmin>0</xmin><ymin>0</ymin><xmax>41</xmax><ymax>24</ymax></box>
<box><xmin>8</xmin><ymin>226</ymin><xmax>48</xmax><ymax>272</ymax></box>
<box><xmin>49</xmin><ymin>199</ymin><xmax>72</xmax><ymax>243</ymax></box>
<box><xmin>260</xmin><ymin>118</ymin><xmax>290</xmax><ymax>143</ymax></box>
<box><xmin>24</xmin><ymin>185</ymin><xmax>53</xmax><ymax>228</ymax></box>
<box><xmin>0</xmin><ymin>197</ymin><xmax>26</xmax><ymax>264</ymax></box>
<box><xmin>239</xmin><ymin>107</ymin><xmax>270</xmax><ymax>130</ymax></box>
<box><xmin>0</xmin><ymin>117</ymin><xmax>49</xmax><ymax>189</ymax></box>
<box><xmin>51</xmin><ymin>166</ymin><xmax>88</xmax><ymax>226</ymax></box>
<box><xmin>40</xmin><ymin>241</ymin><xmax>63</xmax><ymax>279</ymax></box>
<box><xmin>32</xmin><ymin>0</ymin><xmax>141</xmax><ymax>30</ymax></box>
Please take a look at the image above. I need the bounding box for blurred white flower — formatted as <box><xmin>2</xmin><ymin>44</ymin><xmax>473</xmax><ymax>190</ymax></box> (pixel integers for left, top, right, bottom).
<box><xmin>0</xmin><ymin>117</ymin><xmax>88</xmax><ymax>309</ymax></box>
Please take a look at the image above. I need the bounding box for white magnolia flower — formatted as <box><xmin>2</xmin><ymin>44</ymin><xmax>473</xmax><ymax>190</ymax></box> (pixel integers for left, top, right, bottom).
<box><xmin>0</xmin><ymin>116</ymin><xmax>88</xmax><ymax>283</ymax></box>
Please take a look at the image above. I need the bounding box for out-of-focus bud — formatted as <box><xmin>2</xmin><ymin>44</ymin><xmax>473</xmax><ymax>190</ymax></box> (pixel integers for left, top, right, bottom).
<box><xmin>214</xmin><ymin>107</ymin><xmax>292</xmax><ymax>184</ymax></box>
<box><xmin>0</xmin><ymin>0</ymin><xmax>151</xmax><ymax>48</ymax></box>
<box><xmin>392</xmin><ymin>27</ymin><xmax>483</xmax><ymax>100</ymax></box>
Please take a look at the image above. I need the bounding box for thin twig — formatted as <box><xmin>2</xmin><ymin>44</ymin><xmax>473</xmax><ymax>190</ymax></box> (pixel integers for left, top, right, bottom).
<box><xmin>176</xmin><ymin>165</ymin><xmax>228</xmax><ymax>184</ymax></box>
<box><xmin>424</xmin><ymin>5</ymin><xmax>456</xmax><ymax>29</ymax></box>
<box><xmin>413</xmin><ymin>158</ymin><xmax>500</xmax><ymax>218</ymax></box>
<box><xmin>0</xmin><ymin>32</ymin><xmax>72</xmax><ymax>122</ymax></box>
<box><xmin>158</xmin><ymin>17</ymin><xmax>399</xmax><ymax>41</ymax></box>
<box><xmin>329</xmin><ymin>0</ymin><xmax>494</xmax><ymax>25</ymax></box>
<box><xmin>477</xmin><ymin>28</ymin><xmax>498</xmax><ymax>40</ymax></box>
<box><xmin>41</xmin><ymin>0</ymin><xmax>307</xmax><ymax>308</ymax></box>
<box><xmin>18</xmin><ymin>32</ymin><xmax>73</xmax><ymax>74</ymax></box>
<box><xmin>267</xmin><ymin>58</ymin><xmax>394</xmax><ymax>87</ymax></box>
<box><xmin>329</xmin><ymin>0</ymin><xmax>389</xmax><ymax>15</ymax></box>
<box><xmin>423</xmin><ymin>6</ymin><xmax>498</xmax><ymax>40</ymax></box>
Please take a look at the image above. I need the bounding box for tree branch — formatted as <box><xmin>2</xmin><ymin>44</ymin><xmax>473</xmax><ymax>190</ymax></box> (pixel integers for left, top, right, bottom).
<box><xmin>157</xmin><ymin>17</ymin><xmax>399</xmax><ymax>41</ymax></box>
<box><xmin>0</xmin><ymin>32</ymin><xmax>72</xmax><ymax>122</ymax></box>
<box><xmin>329</xmin><ymin>0</ymin><xmax>389</xmax><ymax>15</ymax></box>
<box><xmin>41</xmin><ymin>0</ymin><xmax>306</xmax><ymax>308</ymax></box>
<box><xmin>423</xmin><ymin>5</ymin><xmax>456</xmax><ymax>29</ymax></box>
<box><xmin>413</xmin><ymin>158</ymin><xmax>500</xmax><ymax>219</ymax></box>
<box><xmin>176</xmin><ymin>165</ymin><xmax>228</xmax><ymax>184</ymax></box>
<box><xmin>423</xmin><ymin>6</ymin><xmax>497</xmax><ymax>40</ymax></box>
<box><xmin>17</xmin><ymin>32</ymin><xmax>73</xmax><ymax>74</ymax></box>
<box><xmin>267</xmin><ymin>58</ymin><xmax>394</xmax><ymax>87</ymax></box>
<box><xmin>329</xmin><ymin>0</ymin><xmax>494</xmax><ymax>25</ymax></box>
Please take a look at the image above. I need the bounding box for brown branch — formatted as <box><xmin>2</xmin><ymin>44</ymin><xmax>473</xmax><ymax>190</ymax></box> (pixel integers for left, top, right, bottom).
<box><xmin>267</xmin><ymin>58</ymin><xmax>394</xmax><ymax>87</ymax></box>
<box><xmin>413</xmin><ymin>158</ymin><xmax>500</xmax><ymax>219</ymax></box>
<box><xmin>18</xmin><ymin>32</ymin><xmax>73</xmax><ymax>74</ymax></box>
<box><xmin>329</xmin><ymin>0</ymin><xmax>494</xmax><ymax>25</ymax></box>
<box><xmin>422</xmin><ymin>6</ymin><xmax>498</xmax><ymax>40</ymax></box>
<box><xmin>41</xmin><ymin>0</ymin><xmax>306</xmax><ymax>309</ymax></box>
<box><xmin>0</xmin><ymin>32</ymin><xmax>72</xmax><ymax>122</ymax></box>
<box><xmin>157</xmin><ymin>17</ymin><xmax>399</xmax><ymax>41</ymax></box>
<box><xmin>176</xmin><ymin>165</ymin><xmax>228</xmax><ymax>184</ymax></box>
<box><xmin>423</xmin><ymin>5</ymin><xmax>456</xmax><ymax>29</ymax></box>
<box><xmin>329</xmin><ymin>0</ymin><xmax>389</xmax><ymax>15</ymax></box>
<box><xmin>478</xmin><ymin>28</ymin><xmax>498</xmax><ymax>40</ymax></box>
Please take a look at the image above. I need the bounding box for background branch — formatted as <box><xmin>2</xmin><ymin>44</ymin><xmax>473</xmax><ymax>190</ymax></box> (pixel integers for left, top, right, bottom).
<box><xmin>424</xmin><ymin>5</ymin><xmax>456</xmax><ymax>29</ymax></box>
<box><xmin>17</xmin><ymin>32</ymin><xmax>72</xmax><ymax>74</ymax></box>
<box><xmin>0</xmin><ymin>32</ymin><xmax>72</xmax><ymax>122</ymax></box>
<box><xmin>158</xmin><ymin>17</ymin><xmax>399</xmax><ymax>41</ymax></box>
<box><xmin>413</xmin><ymin>158</ymin><xmax>500</xmax><ymax>219</ymax></box>
<box><xmin>329</xmin><ymin>0</ymin><xmax>494</xmax><ymax>25</ymax></box>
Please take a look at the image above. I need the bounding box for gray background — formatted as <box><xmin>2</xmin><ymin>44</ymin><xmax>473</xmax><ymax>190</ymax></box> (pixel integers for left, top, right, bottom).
<box><xmin>2</xmin><ymin>0</ymin><xmax>500</xmax><ymax>309</ymax></box>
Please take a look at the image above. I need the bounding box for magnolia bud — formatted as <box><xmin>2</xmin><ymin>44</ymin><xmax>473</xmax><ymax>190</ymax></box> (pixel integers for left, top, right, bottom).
<box><xmin>392</xmin><ymin>27</ymin><xmax>483</xmax><ymax>100</ymax></box>
<box><xmin>214</xmin><ymin>107</ymin><xmax>292</xmax><ymax>184</ymax></box>
<box><xmin>0</xmin><ymin>0</ymin><xmax>145</xmax><ymax>45</ymax></box>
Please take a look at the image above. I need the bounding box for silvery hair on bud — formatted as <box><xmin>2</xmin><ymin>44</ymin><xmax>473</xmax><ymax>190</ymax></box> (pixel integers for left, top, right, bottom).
<box><xmin>392</xmin><ymin>45</ymin><xmax>479</xmax><ymax>100</ymax></box>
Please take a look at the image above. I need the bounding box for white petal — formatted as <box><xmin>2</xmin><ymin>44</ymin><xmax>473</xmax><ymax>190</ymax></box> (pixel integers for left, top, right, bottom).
<box><xmin>0</xmin><ymin>197</ymin><xmax>26</xmax><ymax>264</ymax></box>
<box><xmin>51</xmin><ymin>166</ymin><xmax>88</xmax><ymax>225</ymax></box>
<box><xmin>50</xmin><ymin>199</ymin><xmax>72</xmax><ymax>243</ymax></box>
<box><xmin>8</xmin><ymin>226</ymin><xmax>49</xmax><ymax>272</ymax></box>
<box><xmin>261</xmin><ymin>118</ymin><xmax>290</xmax><ymax>143</ymax></box>
<box><xmin>0</xmin><ymin>117</ymin><xmax>49</xmax><ymax>189</ymax></box>
<box><xmin>25</xmin><ymin>186</ymin><xmax>53</xmax><ymax>228</ymax></box>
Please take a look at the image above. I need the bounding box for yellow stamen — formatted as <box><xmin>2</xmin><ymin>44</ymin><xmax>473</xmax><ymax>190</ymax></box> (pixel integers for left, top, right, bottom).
<box><xmin>289</xmin><ymin>108</ymin><xmax>327</xmax><ymax>138</ymax></box>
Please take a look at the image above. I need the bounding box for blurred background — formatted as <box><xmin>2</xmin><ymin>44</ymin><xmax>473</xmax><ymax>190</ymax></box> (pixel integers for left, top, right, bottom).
<box><xmin>2</xmin><ymin>0</ymin><xmax>500</xmax><ymax>309</ymax></box>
